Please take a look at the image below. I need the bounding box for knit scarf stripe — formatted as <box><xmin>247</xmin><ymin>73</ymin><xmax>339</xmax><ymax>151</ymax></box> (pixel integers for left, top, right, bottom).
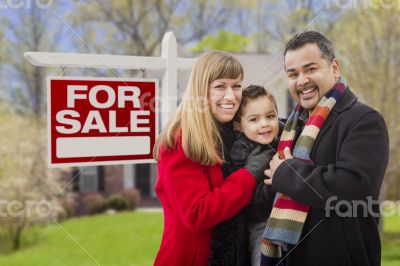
<box><xmin>261</xmin><ymin>78</ymin><xmax>347</xmax><ymax>266</ymax></box>
<box><xmin>261</xmin><ymin>239</ymin><xmax>282</xmax><ymax>258</ymax></box>
<box><xmin>272</xmin><ymin>196</ymin><xmax>310</xmax><ymax>212</ymax></box>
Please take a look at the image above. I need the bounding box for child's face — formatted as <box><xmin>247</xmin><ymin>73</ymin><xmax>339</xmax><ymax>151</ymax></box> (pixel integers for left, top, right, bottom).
<box><xmin>237</xmin><ymin>96</ymin><xmax>279</xmax><ymax>145</ymax></box>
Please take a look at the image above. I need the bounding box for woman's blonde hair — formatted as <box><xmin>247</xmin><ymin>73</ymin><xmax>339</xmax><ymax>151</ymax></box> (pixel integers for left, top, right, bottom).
<box><xmin>153</xmin><ymin>50</ymin><xmax>244</xmax><ymax>165</ymax></box>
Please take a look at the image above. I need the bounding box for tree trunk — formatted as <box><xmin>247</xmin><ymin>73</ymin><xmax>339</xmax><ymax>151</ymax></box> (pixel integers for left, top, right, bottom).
<box><xmin>12</xmin><ymin>224</ymin><xmax>24</xmax><ymax>251</ymax></box>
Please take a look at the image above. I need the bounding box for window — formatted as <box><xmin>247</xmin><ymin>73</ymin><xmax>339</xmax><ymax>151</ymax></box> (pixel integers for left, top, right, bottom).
<box><xmin>79</xmin><ymin>167</ymin><xmax>98</xmax><ymax>192</ymax></box>
<box><xmin>73</xmin><ymin>166</ymin><xmax>105</xmax><ymax>193</ymax></box>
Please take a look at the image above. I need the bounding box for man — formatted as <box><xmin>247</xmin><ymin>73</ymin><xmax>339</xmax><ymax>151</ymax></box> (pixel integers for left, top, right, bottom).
<box><xmin>264</xmin><ymin>31</ymin><xmax>389</xmax><ymax>266</ymax></box>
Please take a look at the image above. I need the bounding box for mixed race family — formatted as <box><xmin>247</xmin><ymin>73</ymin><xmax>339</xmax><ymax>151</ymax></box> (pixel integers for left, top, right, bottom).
<box><xmin>152</xmin><ymin>31</ymin><xmax>389</xmax><ymax>266</ymax></box>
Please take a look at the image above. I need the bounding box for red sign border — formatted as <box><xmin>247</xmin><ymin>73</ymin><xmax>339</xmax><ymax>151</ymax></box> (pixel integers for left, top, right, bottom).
<box><xmin>47</xmin><ymin>76</ymin><xmax>159</xmax><ymax>168</ymax></box>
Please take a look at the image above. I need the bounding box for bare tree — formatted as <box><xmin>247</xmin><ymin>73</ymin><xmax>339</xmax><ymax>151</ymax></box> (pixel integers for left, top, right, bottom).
<box><xmin>67</xmin><ymin>0</ymin><xmax>244</xmax><ymax>56</ymax></box>
<box><xmin>0</xmin><ymin>104</ymin><xmax>63</xmax><ymax>251</ymax></box>
<box><xmin>332</xmin><ymin>8</ymin><xmax>400</xmax><ymax>200</ymax></box>
<box><xmin>250</xmin><ymin>0</ymin><xmax>341</xmax><ymax>53</ymax></box>
<box><xmin>0</xmin><ymin>5</ymin><xmax>66</xmax><ymax>251</ymax></box>
<box><xmin>1</xmin><ymin>5</ymin><xmax>61</xmax><ymax>117</ymax></box>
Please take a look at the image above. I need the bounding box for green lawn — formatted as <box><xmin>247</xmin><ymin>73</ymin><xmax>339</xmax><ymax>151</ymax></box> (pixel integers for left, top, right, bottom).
<box><xmin>0</xmin><ymin>209</ymin><xmax>399</xmax><ymax>266</ymax></box>
<box><xmin>0</xmin><ymin>210</ymin><xmax>163</xmax><ymax>266</ymax></box>
<box><xmin>381</xmin><ymin>207</ymin><xmax>400</xmax><ymax>266</ymax></box>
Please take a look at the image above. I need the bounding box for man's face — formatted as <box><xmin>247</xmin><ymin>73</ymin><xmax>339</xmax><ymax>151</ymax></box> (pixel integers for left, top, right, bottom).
<box><xmin>284</xmin><ymin>43</ymin><xmax>340</xmax><ymax>112</ymax></box>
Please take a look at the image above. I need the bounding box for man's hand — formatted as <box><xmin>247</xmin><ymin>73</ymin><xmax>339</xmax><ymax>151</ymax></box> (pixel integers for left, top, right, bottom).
<box><xmin>264</xmin><ymin>147</ymin><xmax>293</xmax><ymax>185</ymax></box>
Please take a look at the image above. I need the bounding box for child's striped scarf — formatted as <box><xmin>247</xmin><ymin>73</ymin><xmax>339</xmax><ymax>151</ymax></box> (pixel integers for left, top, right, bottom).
<box><xmin>260</xmin><ymin>78</ymin><xmax>347</xmax><ymax>266</ymax></box>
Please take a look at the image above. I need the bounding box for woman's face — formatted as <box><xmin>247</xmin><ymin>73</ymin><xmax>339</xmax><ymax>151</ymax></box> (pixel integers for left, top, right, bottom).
<box><xmin>208</xmin><ymin>76</ymin><xmax>242</xmax><ymax>123</ymax></box>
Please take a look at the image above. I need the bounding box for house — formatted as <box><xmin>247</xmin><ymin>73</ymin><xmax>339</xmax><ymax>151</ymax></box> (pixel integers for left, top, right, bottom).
<box><xmin>67</xmin><ymin>52</ymin><xmax>294</xmax><ymax>213</ymax></box>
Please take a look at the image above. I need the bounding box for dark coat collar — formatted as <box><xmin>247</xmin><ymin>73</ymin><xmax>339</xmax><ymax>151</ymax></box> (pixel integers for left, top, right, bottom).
<box><xmin>311</xmin><ymin>87</ymin><xmax>358</xmax><ymax>153</ymax></box>
<box><xmin>332</xmin><ymin>87</ymin><xmax>358</xmax><ymax>113</ymax></box>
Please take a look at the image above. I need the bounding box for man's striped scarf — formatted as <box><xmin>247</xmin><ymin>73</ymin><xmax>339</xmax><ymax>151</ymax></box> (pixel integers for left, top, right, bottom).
<box><xmin>260</xmin><ymin>78</ymin><xmax>347</xmax><ymax>266</ymax></box>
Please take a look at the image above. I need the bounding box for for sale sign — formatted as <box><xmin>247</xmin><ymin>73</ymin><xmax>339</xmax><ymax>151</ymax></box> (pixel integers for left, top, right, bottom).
<box><xmin>47</xmin><ymin>76</ymin><xmax>158</xmax><ymax>167</ymax></box>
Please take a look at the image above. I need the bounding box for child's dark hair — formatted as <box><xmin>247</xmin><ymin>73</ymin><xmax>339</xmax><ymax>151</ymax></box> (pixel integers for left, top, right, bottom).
<box><xmin>234</xmin><ymin>85</ymin><xmax>278</xmax><ymax>122</ymax></box>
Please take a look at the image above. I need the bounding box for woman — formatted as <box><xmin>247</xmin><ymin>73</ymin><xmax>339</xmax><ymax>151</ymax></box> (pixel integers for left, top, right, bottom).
<box><xmin>153</xmin><ymin>50</ymin><xmax>270</xmax><ymax>266</ymax></box>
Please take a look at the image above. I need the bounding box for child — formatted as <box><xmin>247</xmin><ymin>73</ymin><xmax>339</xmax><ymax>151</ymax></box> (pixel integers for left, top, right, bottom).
<box><xmin>209</xmin><ymin>85</ymin><xmax>283</xmax><ymax>266</ymax></box>
<box><xmin>233</xmin><ymin>85</ymin><xmax>283</xmax><ymax>266</ymax></box>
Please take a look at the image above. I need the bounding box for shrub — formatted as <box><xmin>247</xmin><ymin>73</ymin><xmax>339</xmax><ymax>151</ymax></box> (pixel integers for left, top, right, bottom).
<box><xmin>104</xmin><ymin>194</ymin><xmax>129</xmax><ymax>211</ymax></box>
<box><xmin>120</xmin><ymin>188</ymin><xmax>141</xmax><ymax>210</ymax></box>
<box><xmin>82</xmin><ymin>193</ymin><xmax>105</xmax><ymax>215</ymax></box>
<box><xmin>59</xmin><ymin>193</ymin><xmax>78</xmax><ymax>219</ymax></box>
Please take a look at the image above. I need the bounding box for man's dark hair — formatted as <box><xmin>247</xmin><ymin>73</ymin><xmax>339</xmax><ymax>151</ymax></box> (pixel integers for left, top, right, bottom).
<box><xmin>283</xmin><ymin>31</ymin><xmax>335</xmax><ymax>63</ymax></box>
<box><xmin>234</xmin><ymin>85</ymin><xmax>277</xmax><ymax>122</ymax></box>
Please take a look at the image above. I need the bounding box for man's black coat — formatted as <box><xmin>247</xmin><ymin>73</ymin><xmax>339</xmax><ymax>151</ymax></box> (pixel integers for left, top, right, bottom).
<box><xmin>272</xmin><ymin>88</ymin><xmax>389</xmax><ymax>266</ymax></box>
